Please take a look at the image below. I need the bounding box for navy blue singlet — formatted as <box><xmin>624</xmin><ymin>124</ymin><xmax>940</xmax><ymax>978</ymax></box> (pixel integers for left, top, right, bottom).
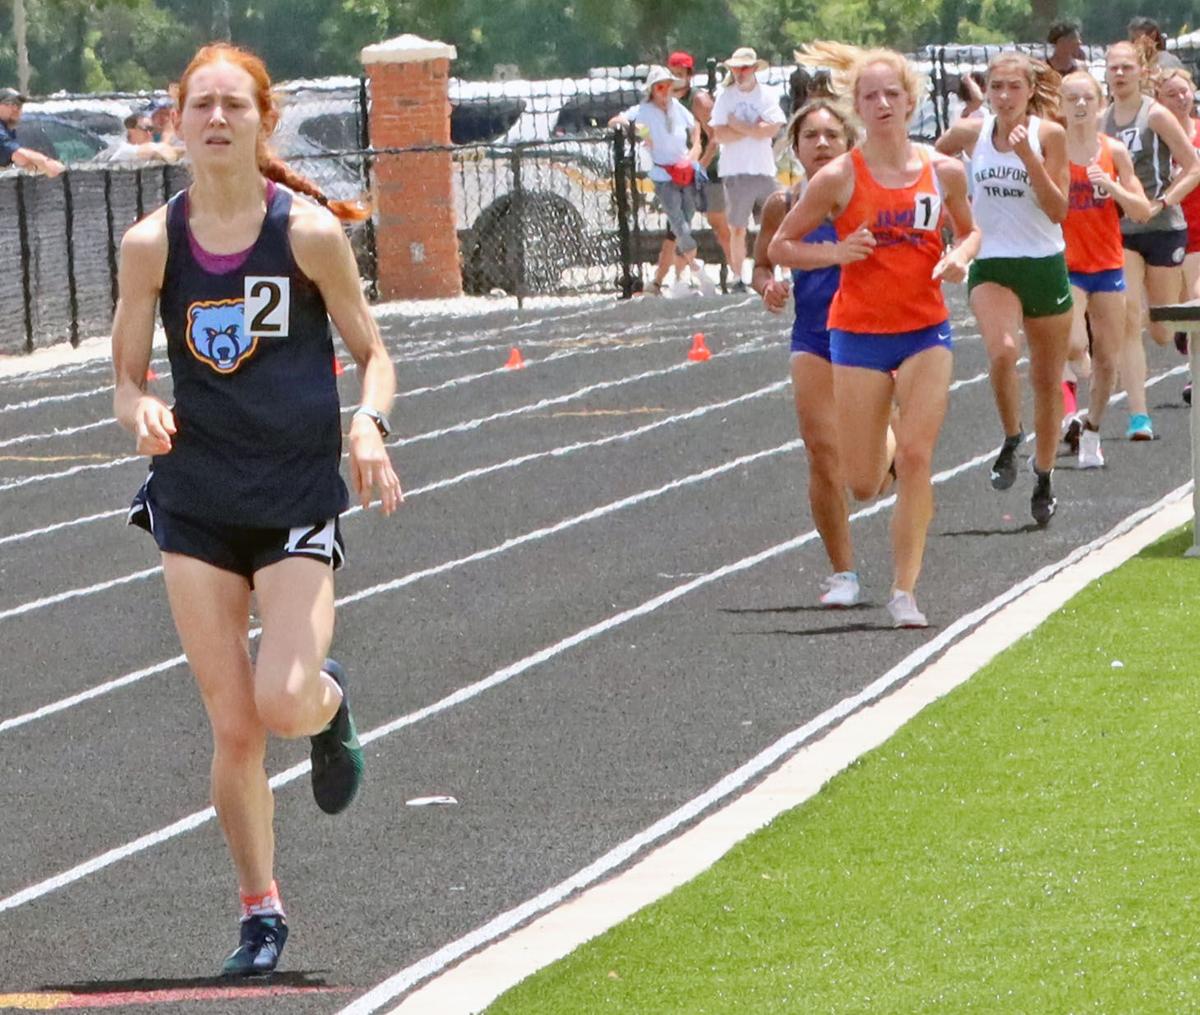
<box><xmin>790</xmin><ymin>220</ymin><xmax>841</xmax><ymax>348</ymax></box>
<box><xmin>150</xmin><ymin>185</ymin><xmax>349</xmax><ymax>528</ymax></box>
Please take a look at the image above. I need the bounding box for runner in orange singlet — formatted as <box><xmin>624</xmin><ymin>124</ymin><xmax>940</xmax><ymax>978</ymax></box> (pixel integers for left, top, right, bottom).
<box><xmin>770</xmin><ymin>43</ymin><xmax>980</xmax><ymax>628</ymax></box>
<box><xmin>1060</xmin><ymin>70</ymin><xmax>1150</xmax><ymax>468</ymax></box>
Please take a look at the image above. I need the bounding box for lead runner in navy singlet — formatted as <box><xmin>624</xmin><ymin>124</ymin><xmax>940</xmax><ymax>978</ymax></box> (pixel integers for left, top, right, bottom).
<box><xmin>111</xmin><ymin>43</ymin><xmax>402</xmax><ymax>976</ymax></box>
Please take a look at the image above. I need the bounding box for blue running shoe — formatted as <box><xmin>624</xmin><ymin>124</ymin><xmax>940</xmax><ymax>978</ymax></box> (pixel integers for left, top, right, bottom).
<box><xmin>222</xmin><ymin>913</ymin><xmax>288</xmax><ymax>976</ymax></box>
<box><xmin>310</xmin><ymin>658</ymin><xmax>364</xmax><ymax>815</ymax></box>
<box><xmin>1126</xmin><ymin>413</ymin><xmax>1154</xmax><ymax>441</ymax></box>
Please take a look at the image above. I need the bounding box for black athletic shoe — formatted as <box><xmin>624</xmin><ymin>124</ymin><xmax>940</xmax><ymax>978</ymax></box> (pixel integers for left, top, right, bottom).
<box><xmin>1031</xmin><ymin>468</ymin><xmax>1056</xmax><ymax>527</ymax></box>
<box><xmin>1185</xmin><ymin>382</ymin><xmax>1192</xmax><ymax>406</ymax></box>
<box><xmin>310</xmin><ymin>658</ymin><xmax>364</xmax><ymax>815</ymax></box>
<box><xmin>1175</xmin><ymin>331</ymin><xmax>1189</xmax><ymax>356</ymax></box>
<box><xmin>990</xmin><ymin>432</ymin><xmax>1023</xmax><ymax>490</ymax></box>
<box><xmin>1061</xmin><ymin>414</ymin><xmax>1082</xmax><ymax>455</ymax></box>
<box><xmin>730</xmin><ymin>280</ymin><xmax>749</xmax><ymax>295</ymax></box>
<box><xmin>222</xmin><ymin>913</ymin><xmax>288</xmax><ymax>977</ymax></box>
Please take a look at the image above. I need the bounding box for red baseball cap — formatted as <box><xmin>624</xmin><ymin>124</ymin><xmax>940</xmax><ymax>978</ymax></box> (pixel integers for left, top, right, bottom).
<box><xmin>667</xmin><ymin>51</ymin><xmax>694</xmax><ymax>70</ymax></box>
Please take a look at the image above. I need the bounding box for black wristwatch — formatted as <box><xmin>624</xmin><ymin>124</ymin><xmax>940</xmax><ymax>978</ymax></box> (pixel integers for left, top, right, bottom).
<box><xmin>353</xmin><ymin>407</ymin><xmax>392</xmax><ymax>438</ymax></box>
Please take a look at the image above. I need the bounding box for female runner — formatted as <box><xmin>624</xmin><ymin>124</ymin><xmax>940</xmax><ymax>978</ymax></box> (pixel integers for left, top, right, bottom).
<box><xmin>751</xmin><ymin>99</ymin><xmax>863</xmax><ymax>607</ymax></box>
<box><xmin>112</xmin><ymin>44</ymin><xmax>402</xmax><ymax>975</ymax></box>
<box><xmin>770</xmin><ymin>44</ymin><xmax>979</xmax><ymax>628</ymax></box>
<box><xmin>1155</xmin><ymin>67</ymin><xmax>1200</xmax><ymax>403</ymax></box>
<box><xmin>936</xmin><ymin>52</ymin><xmax>1070</xmax><ymax>526</ymax></box>
<box><xmin>1060</xmin><ymin>70</ymin><xmax>1151</xmax><ymax>468</ymax></box>
<box><xmin>1103</xmin><ymin>41</ymin><xmax>1200</xmax><ymax>439</ymax></box>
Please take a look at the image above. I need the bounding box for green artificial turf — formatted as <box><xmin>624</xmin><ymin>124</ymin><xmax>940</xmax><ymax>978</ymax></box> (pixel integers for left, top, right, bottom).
<box><xmin>487</xmin><ymin>527</ymin><xmax>1200</xmax><ymax>1014</ymax></box>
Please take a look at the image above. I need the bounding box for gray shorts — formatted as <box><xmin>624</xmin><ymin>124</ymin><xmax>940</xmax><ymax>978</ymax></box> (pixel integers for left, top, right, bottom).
<box><xmin>723</xmin><ymin>174</ymin><xmax>778</xmax><ymax>228</ymax></box>
<box><xmin>702</xmin><ymin>178</ymin><xmax>725</xmax><ymax>214</ymax></box>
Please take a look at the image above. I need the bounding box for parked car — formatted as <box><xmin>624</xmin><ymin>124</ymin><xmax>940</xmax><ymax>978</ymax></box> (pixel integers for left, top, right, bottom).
<box><xmin>14</xmin><ymin>113</ymin><xmax>108</xmax><ymax>164</ymax></box>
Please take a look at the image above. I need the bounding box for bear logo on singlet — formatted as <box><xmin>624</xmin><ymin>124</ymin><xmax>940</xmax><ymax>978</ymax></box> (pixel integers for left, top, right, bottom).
<box><xmin>186</xmin><ymin>299</ymin><xmax>257</xmax><ymax>374</ymax></box>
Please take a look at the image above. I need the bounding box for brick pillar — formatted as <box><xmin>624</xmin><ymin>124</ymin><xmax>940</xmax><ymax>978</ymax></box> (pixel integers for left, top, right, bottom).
<box><xmin>362</xmin><ymin>34</ymin><xmax>461</xmax><ymax>300</ymax></box>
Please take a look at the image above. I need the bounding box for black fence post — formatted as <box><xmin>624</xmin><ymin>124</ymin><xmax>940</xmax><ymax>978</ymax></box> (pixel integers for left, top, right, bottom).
<box><xmin>134</xmin><ymin>168</ymin><xmax>145</xmax><ymax>221</ymax></box>
<box><xmin>104</xmin><ymin>170</ymin><xmax>118</xmax><ymax>313</ymax></box>
<box><xmin>16</xmin><ymin>175</ymin><xmax>33</xmax><ymax>354</ymax></box>
<box><xmin>936</xmin><ymin>47</ymin><xmax>949</xmax><ymax>138</ymax></box>
<box><xmin>613</xmin><ymin>127</ymin><xmax>635</xmax><ymax>300</ymax></box>
<box><xmin>509</xmin><ymin>145</ymin><xmax>526</xmax><ymax>309</ymax></box>
<box><xmin>62</xmin><ymin>171</ymin><xmax>80</xmax><ymax>347</ymax></box>
<box><xmin>358</xmin><ymin>74</ymin><xmax>379</xmax><ymax>302</ymax></box>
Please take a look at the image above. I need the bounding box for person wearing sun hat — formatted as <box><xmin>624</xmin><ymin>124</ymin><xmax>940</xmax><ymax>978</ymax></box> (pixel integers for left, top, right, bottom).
<box><xmin>0</xmin><ymin>87</ymin><xmax>65</xmax><ymax>177</ymax></box>
<box><xmin>710</xmin><ymin>47</ymin><xmax>785</xmax><ymax>291</ymax></box>
<box><xmin>614</xmin><ymin>65</ymin><xmax>717</xmax><ymax>297</ymax></box>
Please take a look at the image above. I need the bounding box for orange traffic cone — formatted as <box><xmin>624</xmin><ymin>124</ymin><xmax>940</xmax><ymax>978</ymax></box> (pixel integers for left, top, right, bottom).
<box><xmin>145</xmin><ymin>366</ymin><xmax>159</xmax><ymax>381</ymax></box>
<box><xmin>505</xmin><ymin>346</ymin><xmax>525</xmax><ymax>370</ymax></box>
<box><xmin>333</xmin><ymin>357</ymin><xmax>346</xmax><ymax>376</ymax></box>
<box><xmin>687</xmin><ymin>333</ymin><xmax>711</xmax><ymax>362</ymax></box>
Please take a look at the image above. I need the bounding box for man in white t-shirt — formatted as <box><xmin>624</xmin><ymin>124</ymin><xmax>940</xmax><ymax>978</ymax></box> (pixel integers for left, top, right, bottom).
<box><xmin>710</xmin><ymin>47</ymin><xmax>785</xmax><ymax>291</ymax></box>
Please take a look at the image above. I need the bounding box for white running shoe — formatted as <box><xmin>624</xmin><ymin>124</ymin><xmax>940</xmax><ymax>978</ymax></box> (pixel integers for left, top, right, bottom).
<box><xmin>1078</xmin><ymin>427</ymin><xmax>1104</xmax><ymax>469</ymax></box>
<box><xmin>697</xmin><ymin>271</ymin><xmax>717</xmax><ymax>297</ymax></box>
<box><xmin>886</xmin><ymin>590</ymin><xmax>928</xmax><ymax>629</ymax></box>
<box><xmin>667</xmin><ymin>278</ymin><xmax>692</xmax><ymax>300</ymax></box>
<box><xmin>819</xmin><ymin>571</ymin><xmax>861</xmax><ymax>608</ymax></box>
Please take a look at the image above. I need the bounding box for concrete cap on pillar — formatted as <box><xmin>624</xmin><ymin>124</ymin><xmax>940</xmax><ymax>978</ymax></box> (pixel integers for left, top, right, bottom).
<box><xmin>361</xmin><ymin>34</ymin><xmax>457</xmax><ymax>65</ymax></box>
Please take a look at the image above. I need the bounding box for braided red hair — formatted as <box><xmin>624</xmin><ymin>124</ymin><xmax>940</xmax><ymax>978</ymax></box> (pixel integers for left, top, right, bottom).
<box><xmin>178</xmin><ymin>43</ymin><xmax>370</xmax><ymax>223</ymax></box>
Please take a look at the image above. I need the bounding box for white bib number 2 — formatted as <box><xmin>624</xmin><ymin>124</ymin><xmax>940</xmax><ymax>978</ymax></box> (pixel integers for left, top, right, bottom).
<box><xmin>912</xmin><ymin>193</ymin><xmax>941</xmax><ymax>232</ymax></box>
<box><xmin>244</xmin><ymin>276</ymin><xmax>290</xmax><ymax>338</ymax></box>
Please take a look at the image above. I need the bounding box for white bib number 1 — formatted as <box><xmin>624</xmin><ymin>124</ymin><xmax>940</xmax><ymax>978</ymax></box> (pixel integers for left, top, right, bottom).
<box><xmin>244</xmin><ymin>276</ymin><xmax>290</xmax><ymax>338</ymax></box>
<box><xmin>912</xmin><ymin>193</ymin><xmax>941</xmax><ymax>232</ymax></box>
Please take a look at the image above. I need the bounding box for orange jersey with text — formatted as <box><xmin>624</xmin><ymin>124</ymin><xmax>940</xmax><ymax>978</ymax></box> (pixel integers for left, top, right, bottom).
<box><xmin>1063</xmin><ymin>136</ymin><xmax>1124</xmax><ymax>274</ymax></box>
<box><xmin>828</xmin><ymin>145</ymin><xmax>947</xmax><ymax>334</ymax></box>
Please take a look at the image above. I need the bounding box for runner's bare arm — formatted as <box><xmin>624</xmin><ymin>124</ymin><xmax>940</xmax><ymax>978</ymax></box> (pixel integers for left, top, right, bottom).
<box><xmin>291</xmin><ymin>205</ymin><xmax>403</xmax><ymax>514</ymax></box>
<box><xmin>1103</xmin><ymin>140</ymin><xmax>1153</xmax><ymax>222</ymax></box>
<box><xmin>112</xmin><ymin>209</ymin><xmax>175</xmax><ymax>456</ymax></box>
<box><xmin>767</xmin><ymin>156</ymin><xmax>870</xmax><ymax>270</ymax></box>
<box><xmin>1010</xmin><ymin>120</ymin><xmax>1069</xmax><ymax>223</ymax></box>
<box><xmin>932</xmin><ymin>153</ymin><xmax>981</xmax><ymax>282</ymax></box>
<box><xmin>752</xmin><ymin>188</ymin><xmax>793</xmax><ymax>313</ymax></box>
<box><xmin>1147</xmin><ymin>103</ymin><xmax>1200</xmax><ymax>212</ymax></box>
<box><xmin>934</xmin><ymin>118</ymin><xmax>981</xmax><ymax>158</ymax></box>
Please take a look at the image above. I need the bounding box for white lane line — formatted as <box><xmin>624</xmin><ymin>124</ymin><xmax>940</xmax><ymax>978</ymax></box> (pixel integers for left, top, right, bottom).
<box><xmin>0</xmin><ymin>413</ymin><xmax>797</xmax><ymax>735</ymax></box>
<box><xmin>0</xmin><ymin>383</ymin><xmax>114</xmax><ymax>414</ymax></box>
<box><xmin>0</xmin><ymin>335</ymin><xmax>769</xmax><ymax>495</ymax></box>
<box><xmin>386</xmin><ymin>338</ymin><xmax>767</xmax><ymax>450</ymax></box>
<box><xmin>0</xmin><ymin>381</ymin><xmax>788</xmax><ymax>551</ymax></box>
<box><xmin>0</xmin><ymin>381</ymin><xmax>790</xmax><ymax>625</ymax></box>
<box><xmin>0</xmin><ymin>417</ymin><xmax>117</xmax><ymax>450</ymax></box>
<box><xmin>0</xmin><ymin>456</ymin><xmax>141</xmax><ymax>494</ymax></box>
<box><xmin>0</xmin><ymin>415</ymin><xmax>1052</xmax><ymax>912</ymax></box>
<box><xmin>358</xmin><ymin>482</ymin><xmax>1194</xmax><ymax>1015</ymax></box>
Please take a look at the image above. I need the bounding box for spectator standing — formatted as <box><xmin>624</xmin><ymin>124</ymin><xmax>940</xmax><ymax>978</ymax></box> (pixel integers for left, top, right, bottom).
<box><xmin>147</xmin><ymin>95</ymin><xmax>180</xmax><ymax>146</ymax></box>
<box><xmin>957</xmin><ymin>70</ymin><xmax>987</xmax><ymax>120</ymax></box>
<box><xmin>711</xmin><ymin>47</ymin><xmax>785</xmax><ymax>292</ymax></box>
<box><xmin>100</xmin><ymin>112</ymin><xmax>182</xmax><ymax>164</ymax></box>
<box><xmin>1047</xmin><ymin>21</ymin><xmax>1087</xmax><ymax>76</ymax></box>
<box><xmin>670</xmin><ymin>52</ymin><xmax>732</xmax><ymax>277</ymax></box>
<box><xmin>1129</xmin><ymin>17</ymin><xmax>1185</xmax><ymax>73</ymax></box>
<box><xmin>0</xmin><ymin>88</ymin><xmax>65</xmax><ymax>177</ymax></box>
<box><xmin>625</xmin><ymin>66</ymin><xmax>715</xmax><ymax>297</ymax></box>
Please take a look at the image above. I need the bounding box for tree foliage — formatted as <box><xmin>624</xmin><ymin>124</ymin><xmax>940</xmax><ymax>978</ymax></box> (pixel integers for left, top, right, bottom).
<box><xmin>0</xmin><ymin>0</ymin><xmax>1195</xmax><ymax>94</ymax></box>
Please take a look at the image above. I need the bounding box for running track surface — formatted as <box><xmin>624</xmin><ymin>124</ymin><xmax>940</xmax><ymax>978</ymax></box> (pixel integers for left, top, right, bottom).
<box><xmin>0</xmin><ymin>292</ymin><xmax>1191</xmax><ymax>1013</ymax></box>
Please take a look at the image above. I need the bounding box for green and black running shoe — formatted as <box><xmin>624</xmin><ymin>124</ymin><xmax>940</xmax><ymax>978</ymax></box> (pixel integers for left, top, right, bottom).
<box><xmin>310</xmin><ymin>658</ymin><xmax>364</xmax><ymax>815</ymax></box>
<box><xmin>222</xmin><ymin>913</ymin><xmax>288</xmax><ymax>976</ymax></box>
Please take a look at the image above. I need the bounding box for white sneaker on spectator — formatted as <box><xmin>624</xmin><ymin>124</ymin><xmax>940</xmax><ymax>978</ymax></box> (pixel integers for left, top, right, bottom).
<box><xmin>1078</xmin><ymin>427</ymin><xmax>1104</xmax><ymax>469</ymax></box>
<box><xmin>819</xmin><ymin>571</ymin><xmax>861</xmax><ymax>608</ymax></box>
<box><xmin>667</xmin><ymin>278</ymin><xmax>692</xmax><ymax>299</ymax></box>
<box><xmin>697</xmin><ymin>271</ymin><xmax>717</xmax><ymax>297</ymax></box>
<box><xmin>886</xmin><ymin>590</ymin><xmax>928</xmax><ymax>628</ymax></box>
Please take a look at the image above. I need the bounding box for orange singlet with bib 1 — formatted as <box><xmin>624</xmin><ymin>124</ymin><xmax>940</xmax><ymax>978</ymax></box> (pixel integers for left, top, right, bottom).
<box><xmin>828</xmin><ymin>145</ymin><xmax>953</xmax><ymax>373</ymax></box>
<box><xmin>1063</xmin><ymin>135</ymin><xmax>1126</xmax><ymax>293</ymax></box>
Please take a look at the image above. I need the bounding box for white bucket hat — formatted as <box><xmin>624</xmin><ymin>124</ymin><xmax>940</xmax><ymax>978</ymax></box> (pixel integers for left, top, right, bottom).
<box><xmin>723</xmin><ymin>47</ymin><xmax>768</xmax><ymax>72</ymax></box>
<box><xmin>642</xmin><ymin>65</ymin><xmax>678</xmax><ymax>98</ymax></box>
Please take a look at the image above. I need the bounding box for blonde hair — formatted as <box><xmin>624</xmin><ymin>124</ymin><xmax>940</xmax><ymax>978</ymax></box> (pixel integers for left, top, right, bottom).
<box><xmin>1106</xmin><ymin>40</ymin><xmax>1155</xmax><ymax>95</ymax></box>
<box><xmin>1060</xmin><ymin>69</ymin><xmax>1103</xmax><ymax>103</ymax></box>
<box><xmin>795</xmin><ymin>42</ymin><xmax>925</xmax><ymax>122</ymax></box>
<box><xmin>987</xmin><ymin>51</ymin><xmax>1062</xmax><ymax>120</ymax></box>
<box><xmin>1157</xmin><ymin>66</ymin><xmax>1197</xmax><ymax>94</ymax></box>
